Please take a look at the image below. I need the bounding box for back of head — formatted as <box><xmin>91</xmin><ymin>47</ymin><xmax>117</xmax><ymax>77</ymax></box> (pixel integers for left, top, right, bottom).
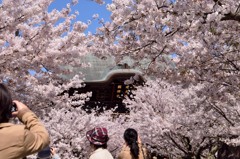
<box><xmin>124</xmin><ymin>128</ymin><xmax>139</xmax><ymax>159</ymax></box>
<box><xmin>86</xmin><ymin>127</ymin><xmax>109</xmax><ymax>149</ymax></box>
<box><xmin>0</xmin><ymin>83</ymin><xmax>13</xmax><ymax>123</ymax></box>
<box><xmin>37</xmin><ymin>146</ymin><xmax>51</xmax><ymax>159</ymax></box>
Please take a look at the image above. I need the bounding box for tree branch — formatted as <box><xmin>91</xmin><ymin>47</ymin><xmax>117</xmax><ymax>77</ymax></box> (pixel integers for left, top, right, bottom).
<box><xmin>147</xmin><ymin>45</ymin><xmax>167</xmax><ymax>70</ymax></box>
<box><xmin>221</xmin><ymin>13</ymin><xmax>240</xmax><ymax>22</ymax></box>
<box><xmin>127</xmin><ymin>40</ymin><xmax>157</xmax><ymax>53</ymax></box>
<box><xmin>166</xmin><ymin>132</ymin><xmax>188</xmax><ymax>155</ymax></box>
<box><xmin>207</xmin><ymin>100</ymin><xmax>235</xmax><ymax>126</ymax></box>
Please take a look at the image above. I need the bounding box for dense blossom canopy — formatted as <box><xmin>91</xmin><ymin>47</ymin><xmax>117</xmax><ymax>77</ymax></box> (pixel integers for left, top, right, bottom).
<box><xmin>0</xmin><ymin>0</ymin><xmax>91</xmax><ymax>109</ymax></box>
<box><xmin>92</xmin><ymin>0</ymin><xmax>240</xmax><ymax>102</ymax></box>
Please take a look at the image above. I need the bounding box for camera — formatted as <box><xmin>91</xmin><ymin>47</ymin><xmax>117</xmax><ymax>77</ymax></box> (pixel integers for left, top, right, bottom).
<box><xmin>11</xmin><ymin>102</ymin><xmax>17</xmax><ymax>112</ymax></box>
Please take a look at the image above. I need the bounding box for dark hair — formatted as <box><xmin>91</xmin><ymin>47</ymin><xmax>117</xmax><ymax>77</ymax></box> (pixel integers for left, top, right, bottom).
<box><xmin>0</xmin><ymin>83</ymin><xmax>13</xmax><ymax>123</ymax></box>
<box><xmin>91</xmin><ymin>143</ymin><xmax>108</xmax><ymax>149</ymax></box>
<box><xmin>217</xmin><ymin>142</ymin><xmax>240</xmax><ymax>159</ymax></box>
<box><xmin>124</xmin><ymin>128</ymin><xmax>139</xmax><ymax>159</ymax></box>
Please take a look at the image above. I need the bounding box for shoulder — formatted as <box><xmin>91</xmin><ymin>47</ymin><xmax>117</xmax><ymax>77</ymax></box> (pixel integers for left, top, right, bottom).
<box><xmin>90</xmin><ymin>148</ymin><xmax>113</xmax><ymax>159</ymax></box>
<box><xmin>0</xmin><ymin>124</ymin><xmax>27</xmax><ymax>158</ymax></box>
<box><xmin>0</xmin><ymin>123</ymin><xmax>33</xmax><ymax>148</ymax></box>
<box><xmin>118</xmin><ymin>146</ymin><xmax>131</xmax><ymax>159</ymax></box>
<box><xmin>0</xmin><ymin>123</ymin><xmax>26</xmax><ymax>139</ymax></box>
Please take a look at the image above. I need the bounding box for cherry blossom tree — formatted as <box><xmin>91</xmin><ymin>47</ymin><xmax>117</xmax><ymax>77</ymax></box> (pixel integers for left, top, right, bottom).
<box><xmin>88</xmin><ymin>0</ymin><xmax>240</xmax><ymax>158</ymax></box>
<box><xmin>32</xmin><ymin>80</ymin><xmax>205</xmax><ymax>159</ymax></box>
<box><xmin>91</xmin><ymin>0</ymin><xmax>240</xmax><ymax>103</ymax></box>
<box><xmin>0</xmin><ymin>1</ymin><xmax>97</xmax><ymax>157</ymax></box>
<box><xmin>123</xmin><ymin>80</ymin><xmax>240</xmax><ymax>158</ymax></box>
<box><xmin>31</xmin><ymin>79</ymin><xmax>240</xmax><ymax>159</ymax></box>
<box><xmin>0</xmin><ymin>0</ymin><xmax>92</xmax><ymax>110</ymax></box>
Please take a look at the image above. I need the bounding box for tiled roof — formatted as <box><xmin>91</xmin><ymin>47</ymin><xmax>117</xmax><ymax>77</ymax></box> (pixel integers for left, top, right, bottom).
<box><xmin>58</xmin><ymin>54</ymin><xmax>142</xmax><ymax>82</ymax></box>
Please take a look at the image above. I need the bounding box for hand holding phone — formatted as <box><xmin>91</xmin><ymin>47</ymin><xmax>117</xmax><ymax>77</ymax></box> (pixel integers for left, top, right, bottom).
<box><xmin>11</xmin><ymin>100</ymin><xmax>30</xmax><ymax>118</ymax></box>
<box><xmin>11</xmin><ymin>102</ymin><xmax>17</xmax><ymax>113</ymax></box>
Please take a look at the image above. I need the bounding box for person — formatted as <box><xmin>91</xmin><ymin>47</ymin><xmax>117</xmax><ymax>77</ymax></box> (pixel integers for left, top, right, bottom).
<box><xmin>37</xmin><ymin>146</ymin><xmax>60</xmax><ymax>159</ymax></box>
<box><xmin>117</xmin><ymin>128</ymin><xmax>148</xmax><ymax>159</ymax></box>
<box><xmin>86</xmin><ymin>127</ymin><xmax>114</xmax><ymax>159</ymax></box>
<box><xmin>0</xmin><ymin>83</ymin><xmax>50</xmax><ymax>159</ymax></box>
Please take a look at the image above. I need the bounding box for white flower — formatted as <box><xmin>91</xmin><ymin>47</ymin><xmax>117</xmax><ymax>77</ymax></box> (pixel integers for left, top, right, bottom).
<box><xmin>92</xmin><ymin>14</ymin><xmax>99</xmax><ymax>19</ymax></box>
<box><xmin>106</xmin><ymin>3</ymin><xmax>116</xmax><ymax>11</ymax></box>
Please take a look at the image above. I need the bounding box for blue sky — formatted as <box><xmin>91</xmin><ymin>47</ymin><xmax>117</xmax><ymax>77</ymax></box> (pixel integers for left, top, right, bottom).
<box><xmin>48</xmin><ymin>0</ymin><xmax>112</xmax><ymax>33</ymax></box>
<box><xmin>0</xmin><ymin>0</ymin><xmax>112</xmax><ymax>33</ymax></box>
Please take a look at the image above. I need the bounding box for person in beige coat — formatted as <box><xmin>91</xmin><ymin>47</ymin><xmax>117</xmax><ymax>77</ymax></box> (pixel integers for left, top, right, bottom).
<box><xmin>0</xmin><ymin>83</ymin><xmax>50</xmax><ymax>159</ymax></box>
<box><xmin>117</xmin><ymin>128</ymin><xmax>148</xmax><ymax>159</ymax></box>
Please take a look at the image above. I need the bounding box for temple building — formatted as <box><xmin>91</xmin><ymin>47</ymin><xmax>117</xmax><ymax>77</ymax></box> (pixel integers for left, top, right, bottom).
<box><xmin>61</xmin><ymin>54</ymin><xmax>144</xmax><ymax>113</ymax></box>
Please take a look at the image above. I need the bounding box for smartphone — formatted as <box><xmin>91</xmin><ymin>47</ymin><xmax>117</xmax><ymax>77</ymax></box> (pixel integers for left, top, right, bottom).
<box><xmin>11</xmin><ymin>102</ymin><xmax>17</xmax><ymax>112</ymax></box>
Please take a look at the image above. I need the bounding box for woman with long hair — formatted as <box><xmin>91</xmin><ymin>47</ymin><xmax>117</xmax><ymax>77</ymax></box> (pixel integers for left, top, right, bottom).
<box><xmin>118</xmin><ymin>128</ymin><xmax>148</xmax><ymax>159</ymax></box>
